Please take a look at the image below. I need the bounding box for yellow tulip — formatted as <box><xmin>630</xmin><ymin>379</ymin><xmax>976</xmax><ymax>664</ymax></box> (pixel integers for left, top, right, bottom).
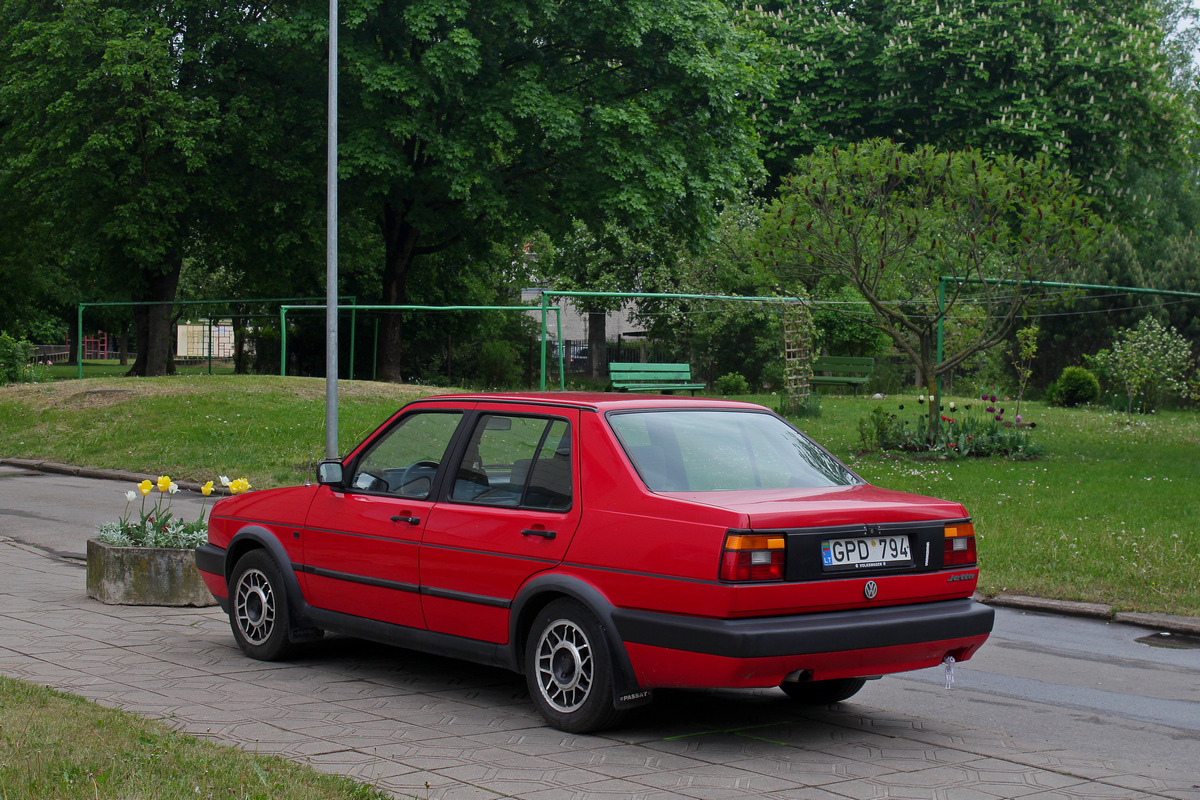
<box><xmin>201</xmin><ymin>481</ymin><xmax>214</xmax><ymax>496</ymax></box>
<box><xmin>229</xmin><ymin>478</ymin><xmax>251</xmax><ymax>495</ymax></box>
<box><xmin>156</xmin><ymin>475</ymin><xmax>172</xmax><ymax>493</ymax></box>
<box><xmin>138</xmin><ymin>480</ymin><xmax>153</xmax><ymax>496</ymax></box>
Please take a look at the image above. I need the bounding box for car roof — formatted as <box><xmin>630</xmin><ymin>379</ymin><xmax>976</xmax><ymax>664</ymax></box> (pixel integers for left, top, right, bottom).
<box><xmin>407</xmin><ymin>391</ymin><xmax>771</xmax><ymax>414</ymax></box>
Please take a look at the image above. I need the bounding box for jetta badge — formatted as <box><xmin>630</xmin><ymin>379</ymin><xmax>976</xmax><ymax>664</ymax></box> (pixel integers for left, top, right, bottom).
<box><xmin>864</xmin><ymin>580</ymin><xmax>879</xmax><ymax>600</ymax></box>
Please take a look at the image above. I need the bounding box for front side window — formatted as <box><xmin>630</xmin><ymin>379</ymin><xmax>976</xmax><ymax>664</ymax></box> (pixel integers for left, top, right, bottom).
<box><xmin>350</xmin><ymin>411</ymin><xmax>463</xmax><ymax>498</ymax></box>
<box><xmin>450</xmin><ymin>415</ymin><xmax>572</xmax><ymax>510</ymax></box>
<box><xmin>608</xmin><ymin>409</ymin><xmax>859</xmax><ymax>492</ymax></box>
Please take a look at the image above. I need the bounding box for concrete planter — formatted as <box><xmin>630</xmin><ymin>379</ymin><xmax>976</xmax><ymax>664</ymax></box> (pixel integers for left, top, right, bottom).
<box><xmin>86</xmin><ymin>538</ymin><xmax>216</xmax><ymax>607</ymax></box>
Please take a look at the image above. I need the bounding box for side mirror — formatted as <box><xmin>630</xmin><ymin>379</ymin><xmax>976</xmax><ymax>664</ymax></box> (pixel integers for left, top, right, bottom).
<box><xmin>316</xmin><ymin>460</ymin><xmax>344</xmax><ymax>486</ymax></box>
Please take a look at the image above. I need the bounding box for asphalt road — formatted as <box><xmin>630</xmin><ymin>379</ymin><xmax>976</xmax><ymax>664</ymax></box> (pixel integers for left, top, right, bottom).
<box><xmin>0</xmin><ymin>463</ymin><xmax>206</xmax><ymax>559</ymax></box>
<box><xmin>2</xmin><ymin>464</ymin><xmax>1198</xmax><ymax>799</ymax></box>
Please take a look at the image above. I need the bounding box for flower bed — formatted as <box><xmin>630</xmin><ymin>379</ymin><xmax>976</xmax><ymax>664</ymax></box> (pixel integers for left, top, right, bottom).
<box><xmin>858</xmin><ymin>396</ymin><xmax>1044</xmax><ymax>459</ymax></box>
<box><xmin>88</xmin><ymin>474</ymin><xmax>249</xmax><ymax>606</ymax></box>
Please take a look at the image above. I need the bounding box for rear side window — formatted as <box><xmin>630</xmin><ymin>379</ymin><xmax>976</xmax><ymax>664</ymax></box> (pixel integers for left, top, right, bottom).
<box><xmin>449</xmin><ymin>414</ymin><xmax>573</xmax><ymax>510</ymax></box>
<box><xmin>608</xmin><ymin>409</ymin><xmax>859</xmax><ymax>492</ymax></box>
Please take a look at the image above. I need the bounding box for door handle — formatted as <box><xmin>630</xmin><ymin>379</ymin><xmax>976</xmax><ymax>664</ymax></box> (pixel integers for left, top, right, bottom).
<box><xmin>391</xmin><ymin>515</ymin><xmax>420</xmax><ymax>525</ymax></box>
<box><xmin>521</xmin><ymin>528</ymin><xmax>556</xmax><ymax>540</ymax></box>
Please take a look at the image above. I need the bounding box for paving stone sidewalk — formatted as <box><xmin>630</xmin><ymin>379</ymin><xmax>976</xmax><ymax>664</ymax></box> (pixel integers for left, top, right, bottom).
<box><xmin>3</xmin><ymin>536</ymin><xmax>1198</xmax><ymax>800</ymax></box>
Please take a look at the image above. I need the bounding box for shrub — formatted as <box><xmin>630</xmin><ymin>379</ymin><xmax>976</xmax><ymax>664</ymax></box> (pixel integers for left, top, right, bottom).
<box><xmin>1088</xmin><ymin>317</ymin><xmax>1195</xmax><ymax>418</ymax></box>
<box><xmin>1047</xmin><ymin>366</ymin><xmax>1101</xmax><ymax>407</ymax></box>
<box><xmin>476</xmin><ymin>340</ymin><xmax>521</xmax><ymax>387</ymax></box>
<box><xmin>715</xmin><ymin>372</ymin><xmax>750</xmax><ymax>396</ymax></box>
<box><xmin>0</xmin><ymin>332</ymin><xmax>43</xmax><ymax>384</ymax></box>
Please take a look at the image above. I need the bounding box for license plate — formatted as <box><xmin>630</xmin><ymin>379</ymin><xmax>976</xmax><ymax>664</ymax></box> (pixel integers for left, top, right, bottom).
<box><xmin>821</xmin><ymin>535</ymin><xmax>911</xmax><ymax>572</ymax></box>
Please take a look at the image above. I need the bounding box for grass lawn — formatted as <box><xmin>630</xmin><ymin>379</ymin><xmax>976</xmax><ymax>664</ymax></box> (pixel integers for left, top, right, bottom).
<box><xmin>790</xmin><ymin>393</ymin><xmax>1200</xmax><ymax>616</ymax></box>
<box><xmin>0</xmin><ymin>676</ymin><xmax>388</xmax><ymax>800</ymax></box>
<box><xmin>1</xmin><ymin>375</ymin><xmax>1197</xmax><ymax>617</ymax></box>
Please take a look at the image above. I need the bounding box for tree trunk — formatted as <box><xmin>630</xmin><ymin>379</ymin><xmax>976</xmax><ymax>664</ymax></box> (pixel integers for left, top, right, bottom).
<box><xmin>68</xmin><ymin>322</ymin><xmax>80</xmax><ymax>367</ymax></box>
<box><xmin>233</xmin><ymin>316</ymin><xmax>247</xmax><ymax>374</ymax></box>
<box><xmin>378</xmin><ymin>202</ymin><xmax>418</xmax><ymax>383</ymax></box>
<box><xmin>128</xmin><ymin>263</ymin><xmax>181</xmax><ymax>377</ymax></box>
<box><xmin>118</xmin><ymin>323</ymin><xmax>129</xmax><ymax>366</ymax></box>
<box><xmin>588</xmin><ymin>309</ymin><xmax>606</xmax><ymax>380</ymax></box>
<box><xmin>920</xmin><ymin>333</ymin><xmax>939</xmax><ymax>442</ymax></box>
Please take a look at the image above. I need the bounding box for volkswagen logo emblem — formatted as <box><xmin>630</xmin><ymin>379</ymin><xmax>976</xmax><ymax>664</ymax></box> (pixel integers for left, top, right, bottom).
<box><xmin>864</xmin><ymin>580</ymin><xmax>879</xmax><ymax>600</ymax></box>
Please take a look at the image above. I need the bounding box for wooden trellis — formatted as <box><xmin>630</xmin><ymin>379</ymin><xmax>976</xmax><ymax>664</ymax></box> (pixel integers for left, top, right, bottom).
<box><xmin>782</xmin><ymin>301</ymin><xmax>815</xmax><ymax>414</ymax></box>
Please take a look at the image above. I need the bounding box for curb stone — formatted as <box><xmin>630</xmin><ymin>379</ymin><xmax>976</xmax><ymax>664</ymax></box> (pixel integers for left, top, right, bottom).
<box><xmin>1112</xmin><ymin>611</ymin><xmax>1200</xmax><ymax>637</ymax></box>
<box><xmin>985</xmin><ymin>593</ymin><xmax>1200</xmax><ymax>638</ymax></box>
<box><xmin>2</xmin><ymin>457</ymin><xmax>225</xmax><ymax>495</ymax></box>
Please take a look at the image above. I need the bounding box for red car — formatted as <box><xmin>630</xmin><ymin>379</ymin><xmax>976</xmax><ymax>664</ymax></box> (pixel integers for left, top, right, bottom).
<box><xmin>197</xmin><ymin>392</ymin><xmax>992</xmax><ymax>732</ymax></box>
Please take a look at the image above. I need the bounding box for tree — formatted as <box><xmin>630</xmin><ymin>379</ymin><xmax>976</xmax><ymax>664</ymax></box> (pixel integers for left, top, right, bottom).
<box><xmin>322</xmin><ymin>0</ymin><xmax>770</xmax><ymax>381</ymax></box>
<box><xmin>633</xmin><ymin>199</ymin><xmax>801</xmax><ymax>389</ymax></box>
<box><xmin>537</xmin><ymin>220</ymin><xmax>682</xmax><ymax>379</ymax></box>
<box><xmin>743</xmin><ymin>0</ymin><xmax>1192</xmax><ymax>214</ymax></box>
<box><xmin>760</xmin><ymin>139</ymin><xmax>1101</xmax><ymax>436</ymax></box>
<box><xmin>0</xmin><ymin>0</ymin><xmax>319</xmax><ymax>375</ymax></box>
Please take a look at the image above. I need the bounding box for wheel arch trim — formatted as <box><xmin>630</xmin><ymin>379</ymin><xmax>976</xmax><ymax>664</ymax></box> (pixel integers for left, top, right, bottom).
<box><xmin>510</xmin><ymin>574</ymin><xmax>651</xmax><ymax>709</ymax></box>
<box><xmin>226</xmin><ymin>527</ymin><xmax>318</xmax><ymax>640</ymax></box>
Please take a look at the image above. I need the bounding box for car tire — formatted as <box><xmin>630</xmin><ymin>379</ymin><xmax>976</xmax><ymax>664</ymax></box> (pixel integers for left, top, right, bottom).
<box><xmin>779</xmin><ymin>677</ymin><xmax>867</xmax><ymax>705</ymax></box>
<box><xmin>228</xmin><ymin>549</ymin><xmax>296</xmax><ymax>661</ymax></box>
<box><xmin>524</xmin><ymin>599</ymin><xmax>626</xmax><ymax>733</ymax></box>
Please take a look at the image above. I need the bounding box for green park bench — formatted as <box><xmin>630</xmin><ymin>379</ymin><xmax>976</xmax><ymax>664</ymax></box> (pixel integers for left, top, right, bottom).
<box><xmin>609</xmin><ymin>362</ymin><xmax>705</xmax><ymax>395</ymax></box>
<box><xmin>810</xmin><ymin>356</ymin><xmax>875</xmax><ymax>395</ymax></box>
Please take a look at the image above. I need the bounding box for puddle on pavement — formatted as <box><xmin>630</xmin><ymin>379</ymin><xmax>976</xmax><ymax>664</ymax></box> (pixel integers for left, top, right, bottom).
<box><xmin>1135</xmin><ymin>631</ymin><xmax>1200</xmax><ymax>650</ymax></box>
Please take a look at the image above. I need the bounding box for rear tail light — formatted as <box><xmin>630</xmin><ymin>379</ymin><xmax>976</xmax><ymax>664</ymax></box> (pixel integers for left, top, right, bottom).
<box><xmin>720</xmin><ymin>532</ymin><xmax>785</xmax><ymax>581</ymax></box>
<box><xmin>943</xmin><ymin>522</ymin><xmax>977</xmax><ymax>567</ymax></box>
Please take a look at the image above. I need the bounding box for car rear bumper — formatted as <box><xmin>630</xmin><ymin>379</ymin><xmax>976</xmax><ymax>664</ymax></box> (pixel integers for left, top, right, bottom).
<box><xmin>613</xmin><ymin>598</ymin><xmax>994</xmax><ymax>688</ymax></box>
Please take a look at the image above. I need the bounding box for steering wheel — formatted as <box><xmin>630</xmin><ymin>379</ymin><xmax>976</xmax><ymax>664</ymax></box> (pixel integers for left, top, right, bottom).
<box><xmin>397</xmin><ymin>460</ymin><xmax>439</xmax><ymax>497</ymax></box>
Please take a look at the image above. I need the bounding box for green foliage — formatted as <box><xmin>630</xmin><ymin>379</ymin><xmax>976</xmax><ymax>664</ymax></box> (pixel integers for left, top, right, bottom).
<box><xmin>1011</xmin><ymin>325</ymin><xmax>1039</xmax><ymax>418</ymax></box>
<box><xmin>1047</xmin><ymin>366</ymin><xmax>1102</xmax><ymax>407</ymax></box>
<box><xmin>762</xmin><ymin>139</ymin><xmax>1101</xmax><ymax>439</ymax></box>
<box><xmin>857</xmin><ymin>402</ymin><xmax>1044</xmax><ymax>459</ymax></box>
<box><xmin>744</xmin><ymin>0</ymin><xmax>1192</xmax><ymax>215</ymax></box>
<box><xmin>619</xmin><ymin>200</ymin><xmax>796</xmax><ymax>389</ymax></box>
<box><xmin>327</xmin><ymin>0</ymin><xmax>772</xmax><ymax>379</ymax></box>
<box><xmin>715</xmin><ymin>372</ymin><xmax>750</xmax><ymax>395</ymax></box>
<box><xmin>811</xmin><ymin>285</ymin><xmax>892</xmax><ymax>358</ymax></box>
<box><xmin>1089</xmin><ymin>316</ymin><xmax>1197</xmax><ymax>417</ymax></box>
<box><xmin>0</xmin><ymin>332</ymin><xmax>47</xmax><ymax>384</ymax></box>
<box><xmin>475</xmin><ymin>340</ymin><xmax>523</xmax><ymax>388</ymax></box>
<box><xmin>1143</xmin><ymin>231</ymin><xmax>1200</xmax><ymax>341</ymax></box>
<box><xmin>0</xmin><ymin>0</ymin><xmax>323</xmax><ymax>375</ymax></box>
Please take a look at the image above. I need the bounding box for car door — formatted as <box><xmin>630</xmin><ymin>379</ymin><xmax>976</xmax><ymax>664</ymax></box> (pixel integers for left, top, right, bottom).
<box><xmin>420</xmin><ymin>407</ymin><xmax>582</xmax><ymax>644</ymax></box>
<box><xmin>301</xmin><ymin>406</ymin><xmax>467</xmax><ymax>629</ymax></box>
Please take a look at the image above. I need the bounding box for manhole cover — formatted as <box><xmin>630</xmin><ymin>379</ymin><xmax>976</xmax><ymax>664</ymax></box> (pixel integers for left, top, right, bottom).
<box><xmin>1135</xmin><ymin>632</ymin><xmax>1200</xmax><ymax>650</ymax></box>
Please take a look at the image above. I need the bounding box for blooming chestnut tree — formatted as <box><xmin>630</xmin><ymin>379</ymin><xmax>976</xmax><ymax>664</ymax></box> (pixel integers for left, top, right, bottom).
<box><xmin>1091</xmin><ymin>316</ymin><xmax>1197</xmax><ymax>419</ymax></box>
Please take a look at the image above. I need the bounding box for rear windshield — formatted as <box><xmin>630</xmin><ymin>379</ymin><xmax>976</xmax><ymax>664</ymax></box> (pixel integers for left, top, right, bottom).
<box><xmin>607</xmin><ymin>409</ymin><xmax>860</xmax><ymax>492</ymax></box>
